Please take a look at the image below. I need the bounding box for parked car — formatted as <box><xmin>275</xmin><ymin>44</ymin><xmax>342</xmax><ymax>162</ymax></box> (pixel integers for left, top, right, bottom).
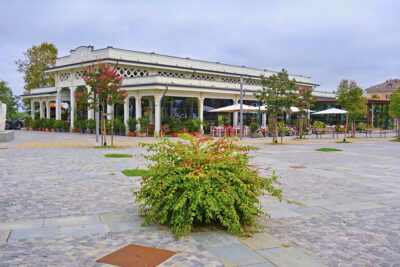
<box><xmin>5</xmin><ymin>118</ymin><xmax>24</xmax><ymax>130</ymax></box>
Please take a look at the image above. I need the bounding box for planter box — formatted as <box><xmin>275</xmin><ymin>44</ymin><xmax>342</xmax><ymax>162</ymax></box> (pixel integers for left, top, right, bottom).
<box><xmin>171</xmin><ymin>132</ymin><xmax>179</xmax><ymax>137</ymax></box>
<box><xmin>138</xmin><ymin>132</ymin><xmax>147</xmax><ymax>137</ymax></box>
<box><xmin>128</xmin><ymin>132</ymin><xmax>137</xmax><ymax>137</ymax></box>
<box><xmin>72</xmin><ymin>128</ymin><xmax>80</xmax><ymax>133</ymax></box>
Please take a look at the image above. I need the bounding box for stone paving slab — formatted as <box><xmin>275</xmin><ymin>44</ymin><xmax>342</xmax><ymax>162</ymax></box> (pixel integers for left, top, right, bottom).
<box><xmin>322</xmin><ymin>201</ymin><xmax>386</xmax><ymax>212</ymax></box>
<box><xmin>238</xmin><ymin>233</ymin><xmax>282</xmax><ymax>250</ymax></box>
<box><xmin>257</xmin><ymin>247</ymin><xmax>326</xmax><ymax>267</ymax></box>
<box><xmin>9</xmin><ymin>226</ymin><xmax>59</xmax><ymax>241</ymax></box>
<box><xmin>206</xmin><ymin>244</ymin><xmax>268</xmax><ymax>266</ymax></box>
<box><xmin>0</xmin><ymin>230</ymin><xmax>10</xmax><ymax>244</ymax></box>
<box><xmin>0</xmin><ymin>218</ymin><xmax>44</xmax><ymax>231</ymax></box>
<box><xmin>44</xmin><ymin>215</ymin><xmax>100</xmax><ymax>227</ymax></box>
<box><xmin>59</xmin><ymin>223</ymin><xmax>109</xmax><ymax>237</ymax></box>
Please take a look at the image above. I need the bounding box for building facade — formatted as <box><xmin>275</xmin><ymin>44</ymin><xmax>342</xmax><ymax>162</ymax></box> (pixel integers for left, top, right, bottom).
<box><xmin>22</xmin><ymin>46</ymin><xmax>323</xmax><ymax>136</ymax></box>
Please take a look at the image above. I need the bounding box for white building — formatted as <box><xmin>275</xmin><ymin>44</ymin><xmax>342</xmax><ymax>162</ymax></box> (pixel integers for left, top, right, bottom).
<box><xmin>22</xmin><ymin>46</ymin><xmax>323</xmax><ymax>136</ymax></box>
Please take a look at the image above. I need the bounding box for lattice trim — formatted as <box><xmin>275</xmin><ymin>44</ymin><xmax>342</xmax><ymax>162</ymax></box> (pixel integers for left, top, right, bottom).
<box><xmin>116</xmin><ymin>67</ymin><xmax>149</xmax><ymax>78</ymax></box>
<box><xmin>59</xmin><ymin>72</ymin><xmax>71</xmax><ymax>82</ymax></box>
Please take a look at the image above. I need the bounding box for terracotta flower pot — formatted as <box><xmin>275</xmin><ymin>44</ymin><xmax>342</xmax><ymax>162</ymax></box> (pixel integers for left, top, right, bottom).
<box><xmin>138</xmin><ymin>132</ymin><xmax>147</xmax><ymax>137</ymax></box>
<box><xmin>128</xmin><ymin>132</ymin><xmax>137</xmax><ymax>137</ymax></box>
<box><xmin>171</xmin><ymin>132</ymin><xmax>179</xmax><ymax>137</ymax></box>
<box><xmin>72</xmin><ymin>128</ymin><xmax>80</xmax><ymax>133</ymax></box>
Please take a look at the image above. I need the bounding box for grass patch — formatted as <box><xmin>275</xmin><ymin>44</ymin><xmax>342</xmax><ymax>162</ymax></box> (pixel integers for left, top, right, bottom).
<box><xmin>95</xmin><ymin>145</ymin><xmax>116</xmax><ymax>149</ymax></box>
<box><xmin>390</xmin><ymin>139</ymin><xmax>400</xmax><ymax>142</ymax></box>
<box><xmin>122</xmin><ymin>169</ymin><xmax>149</xmax><ymax>176</ymax></box>
<box><xmin>316</xmin><ymin>147</ymin><xmax>343</xmax><ymax>152</ymax></box>
<box><xmin>105</xmin><ymin>153</ymin><xmax>132</xmax><ymax>158</ymax></box>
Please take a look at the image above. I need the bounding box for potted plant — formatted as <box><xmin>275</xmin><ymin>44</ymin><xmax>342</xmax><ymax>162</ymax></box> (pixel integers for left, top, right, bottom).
<box><xmin>79</xmin><ymin>119</ymin><xmax>87</xmax><ymax>133</ymax></box>
<box><xmin>128</xmin><ymin>118</ymin><xmax>137</xmax><ymax>137</ymax></box>
<box><xmin>25</xmin><ymin>117</ymin><xmax>33</xmax><ymax>130</ymax></box>
<box><xmin>54</xmin><ymin>120</ymin><xmax>63</xmax><ymax>132</ymax></box>
<box><xmin>169</xmin><ymin>116</ymin><xmax>182</xmax><ymax>137</ymax></box>
<box><xmin>49</xmin><ymin>119</ymin><xmax>56</xmax><ymax>132</ymax></box>
<box><xmin>86</xmin><ymin>119</ymin><xmax>95</xmax><ymax>134</ymax></box>
<box><xmin>113</xmin><ymin>118</ymin><xmax>125</xmax><ymax>136</ymax></box>
<box><xmin>62</xmin><ymin>121</ymin><xmax>69</xmax><ymax>132</ymax></box>
<box><xmin>186</xmin><ymin>118</ymin><xmax>203</xmax><ymax>137</ymax></box>
<box><xmin>138</xmin><ymin>117</ymin><xmax>150</xmax><ymax>137</ymax></box>
<box><xmin>250</xmin><ymin>121</ymin><xmax>259</xmax><ymax>138</ymax></box>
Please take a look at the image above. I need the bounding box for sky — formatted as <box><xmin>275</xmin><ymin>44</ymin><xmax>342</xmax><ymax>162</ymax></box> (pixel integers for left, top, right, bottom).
<box><xmin>0</xmin><ymin>0</ymin><xmax>399</xmax><ymax>95</ymax></box>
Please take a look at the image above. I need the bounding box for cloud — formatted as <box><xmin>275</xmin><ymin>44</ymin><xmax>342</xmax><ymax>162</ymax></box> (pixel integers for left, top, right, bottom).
<box><xmin>1</xmin><ymin>0</ymin><xmax>399</xmax><ymax>95</ymax></box>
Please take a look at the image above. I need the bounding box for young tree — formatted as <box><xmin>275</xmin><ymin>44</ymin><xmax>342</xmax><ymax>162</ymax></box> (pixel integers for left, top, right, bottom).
<box><xmin>255</xmin><ymin>69</ymin><xmax>297</xmax><ymax>143</ymax></box>
<box><xmin>337</xmin><ymin>80</ymin><xmax>367</xmax><ymax>137</ymax></box>
<box><xmin>0</xmin><ymin>80</ymin><xmax>19</xmax><ymax>118</ymax></box>
<box><xmin>296</xmin><ymin>87</ymin><xmax>315</xmax><ymax>138</ymax></box>
<box><xmin>83</xmin><ymin>64</ymin><xmax>126</xmax><ymax>146</ymax></box>
<box><xmin>15</xmin><ymin>43</ymin><xmax>58</xmax><ymax>109</ymax></box>
<box><xmin>389</xmin><ymin>88</ymin><xmax>400</xmax><ymax>140</ymax></box>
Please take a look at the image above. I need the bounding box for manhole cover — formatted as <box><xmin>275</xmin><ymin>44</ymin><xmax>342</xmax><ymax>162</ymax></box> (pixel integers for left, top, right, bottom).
<box><xmin>97</xmin><ymin>244</ymin><xmax>176</xmax><ymax>267</ymax></box>
<box><xmin>290</xmin><ymin>165</ymin><xmax>305</xmax><ymax>169</ymax></box>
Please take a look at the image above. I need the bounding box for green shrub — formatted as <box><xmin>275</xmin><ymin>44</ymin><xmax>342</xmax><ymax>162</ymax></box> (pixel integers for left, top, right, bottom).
<box><xmin>185</xmin><ymin>118</ymin><xmax>202</xmax><ymax>133</ymax></box>
<box><xmin>138</xmin><ymin>117</ymin><xmax>150</xmax><ymax>133</ymax></box>
<box><xmin>250</xmin><ymin>121</ymin><xmax>259</xmax><ymax>133</ymax></box>
<box><xmin>169</xmin><ymin>116</ymin><xmax>183</xmax><ymax>133</ymax></box>
<box><xmin>357</xmin><ymin>122</ymin><xmax>367</xmax><ymax>131</ymax></box>
<box><xmin>134</xmin><ymin>134</ymin><xmax>283</xmax><ymax>238</ymax></box>
<box><xmin>128</xmin><ymin>118</ymin><xmax>137</xmax><ymax>132</ymax></box>
<box><xmin>313</xmin><ymin>120</ymin><xmax>325</xmax><ymax>128</ymax></box>
<box><xmin>54</xmin><ymin>120</ymin><xmax>63</xmax><ymax>129</ymax></box>
<box><xmin>87</xmin><ymin>119</ymin><xmax>96</xmax><ymax>130</ymax></box>
<box><xmin>114</xmin><ymin>117</ymin><xmax>126</xmax><ymax>132</ymax></box>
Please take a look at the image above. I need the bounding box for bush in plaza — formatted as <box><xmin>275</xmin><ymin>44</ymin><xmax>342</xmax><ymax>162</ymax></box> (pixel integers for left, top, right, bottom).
<box><xmin>356</xmin><ymin>122</ymin><xmax>367</xmax><ymax>132</ymax></box>
<box><xmin>313</xmin><ymin>120</ymin><xmax>325</xmax><ymax>128</ymax></box>
<box><xmin>134</xmin><ymin>134</ymin><xmax>283</xmax><ymax>238</ymax></box>
<box><xmin>127</xmin><ymin>118</ymin><xmax>137</xmax><ymax>133</ymax></box>
<box><xmin>86</xmin><ymin>119</ymin><xmax>96</xmax><ymax>133</ymax></box>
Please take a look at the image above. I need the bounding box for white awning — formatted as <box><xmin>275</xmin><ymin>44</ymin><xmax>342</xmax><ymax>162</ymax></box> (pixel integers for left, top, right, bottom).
<box><xmin>312</xmin><ymin>108</ymin><xmax>347</xmax><ymax>115</ymax></box>
<box><xmin>209</xmin><ymin>104</ymin><xmax>265</xmax><ymax>113</ymax></box>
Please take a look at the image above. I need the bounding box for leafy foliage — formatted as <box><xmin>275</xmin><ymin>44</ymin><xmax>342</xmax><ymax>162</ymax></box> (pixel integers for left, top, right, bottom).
<box><xmin>123</xmin><ymin>169</ymin><xmax>150</xmax><ymax>176</ymax></box>
<box><xmin>316</xmin><ymin>147</ymin><xmax>342</xmax><ymax>152</ymax></box>
<box><xmin>134</xmin><ymin>134</ymin><xmax>284</xmax><ymax>238</ymax></box>
<box><xmin>0</xmin><ymin>80</ymin><xmax>19</xmax><ymax>118</ymax></box>
<box><xmin>128</xmin><ymin>118</ymin><xmax>137</xmax><ymax>132</ymax></box>
<box><xmin>255</xmin><ymin>70</ymin><xmax>298</xmax><ymax>143</ymax></box>
<box><xmin>169</xmin><ymin>115</ymin><xmax>183</xmax><ymax>133</ymax></box>
<box><xmin>105</xmin><ymin>154</ymin><xmax>132</xmax><ymax>158</ymax></box>
<box><xmin>337</xmin><ymin>80</ymin><xmax>367</xmax><ymax>137</ymax></box>
<box><xmin>138</xmin><ymin>117</ymin><xmax>150</xmax><ymax>133</ymax></box>
<box><xmin>389</xmin><ymin>88</ymin><xmax>400</xmax><ymax>140</ymax></box>
<box><xmin>296</xmin><ymin>87</ymin><xmax>315</xmax><ymax>138</ymax></box>
<box><xmin>313</xmin><ymin>120</ymin><xmax>325</xmax><ymax>128</ymax></box>
<box><xmin>83</xmin><ymin>64</ymin><xmax>127</xmax><ymax>145</ymax></box>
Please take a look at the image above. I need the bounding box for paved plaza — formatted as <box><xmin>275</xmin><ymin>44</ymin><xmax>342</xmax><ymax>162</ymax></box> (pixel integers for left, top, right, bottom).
<box><xmin>0</xmin><ymin>131</ymin><xmax>399</xmax><ymax>266</ymax></box>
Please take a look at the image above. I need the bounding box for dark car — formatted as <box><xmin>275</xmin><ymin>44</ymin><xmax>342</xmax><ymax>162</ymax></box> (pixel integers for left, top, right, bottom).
<box><xmin>5</xmin><ymin>118</ymin><xmax>24</xmax><ymax>130</ymax></box>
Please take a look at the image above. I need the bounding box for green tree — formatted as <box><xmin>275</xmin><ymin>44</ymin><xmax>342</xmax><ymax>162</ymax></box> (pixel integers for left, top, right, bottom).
<box><xmin>0</xmin><ymin>80</ymin><xmax>19</xmax><ymax>118</ymax></box>
<box><xmin>255</xmin><ymin>69</ymin><xmax>297</xmax><ymax>144</ymax></box>
<box><xmin>389</xmin><ymin>88</ymin><xmax>400</xmax><ymax>140</ymax></box>
<box><xmin>296</xmin><ymin>87</ymin><xmax>315</xmax><ymax>138</ymax></box>
<box><xmin>83</xmin><ymin>63</ymin><xmax>127</xmax><ymax>146</ymax></box>
<box><xmin>15</xmin><ymin>43</ymin><xmax>58</xmax><ymax>109</ymax></box>
<box><xmin>337</xmin><ymin>80</ymin><xmax>367</xmax><ymax>137</ymax></box>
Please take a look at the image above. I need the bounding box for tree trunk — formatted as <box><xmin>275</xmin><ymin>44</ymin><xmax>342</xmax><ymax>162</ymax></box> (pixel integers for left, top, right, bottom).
<box><xmin>299</xmin><ymin>115</ymin><xmax>304</xmax><ymax>138</ymax></box>
<box><xmin>352</xmin><ymin>120</ymin><xmax>356</xmax><ymax>137</ymax></box>
<box><xmin>111</xmin><ymin>113</ymin><xmax>114</xmax><ymax>147</ymax></box>
<box><xmin>272</xmin><ymin>114</ymin><xmax>278</xmax><ymax>144</ymax></box>
<box><xmin>397</xmin><ymin>119</ymin><xmax>400</xmax><ymax>140</ymax></box>
<box><xmin>101</xmin><ymin>103</ymin><xmax>107</xmax><ymax>146</ymax></box>
<box><xmin>345</xmin><ymin>114</ymin><xmax>349</xmax><ymax>137</ymax></box>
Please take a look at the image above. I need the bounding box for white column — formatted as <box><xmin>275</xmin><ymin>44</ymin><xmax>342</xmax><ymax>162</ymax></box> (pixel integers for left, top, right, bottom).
<box><xmin>198</xmin><ymin>96</ymin><xmax>205</xmax><ymax>132</ymax></box>
<box><xmin>107</xmin><ymin>104</ymin><xmax>112</xmax><ymax>120</ymax></box>
<box><xmin>124</xmin><ymin>96</ymin><xmax>129</xmax><ymax>132</ymax></box>
<box><xmin>262</xmin><ymin>113</ymin><xmax>267</xmax><ymax>127</ymax></box>
<box><xmin>70</xmin><ymin>87</ymin><xmax>76</xmax><ymax>129</ymax></box>
<box><xmin>39</xmin><ymin>100</ymin><xmax>44</xmax><ymax>118</ymax></box>
<box><xmin>87</xmin><ymin>87</ymin><xmax>94</xmax><ymax>119</ymax></box>
<box><xmin>233</xmin><ymin>98</ymin><xmax>239</xmax><ymax>126</ymax></box>
<box><xmin>154</xmin><ymin>95</ymin><xmax>162</xmax><ymax>137</ymax></box>
<box><xmin>55</xmin><ymin>88</ymin><xmax>61</xmax><ymax>120</ymax></box>
<box><xmin>46</xmin><ymin>100</ymin><xmax>50</xmax><ymax>119</ymax></box>
<box><xmin>31</xmin><ymin>99</ymin><xmax>35</xmax><ymax>120</ymax></box>
<box><xmin>135</xmin><ymin>95</ymin><xmax>142</xmax><ymax>133</ymax></box>
<box><xmin>148</xmin><ymin>97</ymin><xmax>154</xmax><ymax>124</ymax></box>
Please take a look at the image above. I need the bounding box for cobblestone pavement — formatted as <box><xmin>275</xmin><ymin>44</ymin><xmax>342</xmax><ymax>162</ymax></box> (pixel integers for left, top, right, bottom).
<box><xmin>0</xmin><ymin>131</ymin><xmax>399</xmax><ymax>266</ymax></box>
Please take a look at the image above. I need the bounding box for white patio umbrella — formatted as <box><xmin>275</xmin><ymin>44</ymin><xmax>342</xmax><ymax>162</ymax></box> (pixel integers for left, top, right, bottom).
<box><xmin>209</xmin><ymin>103</ymin><xmax>261</xmax><ymax>113</ymax></box>
<box><xmin>312</xmin><ymin>108</ymin><xmax>347</xmax><ymax>115</ymax></box>
<box><xmin>290</xmin><ymin>106</ymin><xmax>315</xmax><ymax>113</ymax></box>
